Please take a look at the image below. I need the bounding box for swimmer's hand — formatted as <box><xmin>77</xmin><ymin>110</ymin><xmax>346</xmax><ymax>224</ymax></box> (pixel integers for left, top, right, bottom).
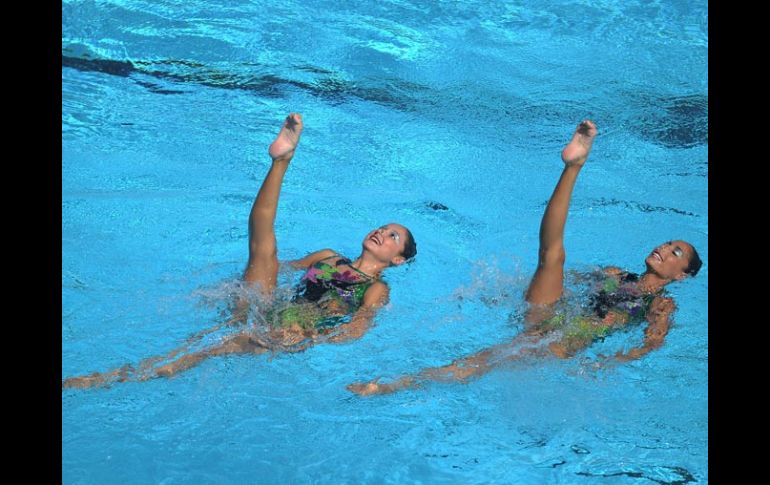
<box><xmin>326</xmin><ymin>327</ymin><xmax>363</xmax><ymax>344</ymax></box>
<box><xmin>326</xmin><ymin>318</ymin><xmax>369</xmax><ymax>344</ymax></box>
<box><xmin>614</xmin><ymin>348</ymin><xmax>645</xmax><ymax>362</ymax></box>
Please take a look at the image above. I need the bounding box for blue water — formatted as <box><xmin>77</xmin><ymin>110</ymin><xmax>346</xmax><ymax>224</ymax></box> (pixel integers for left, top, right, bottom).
<box><xmin>62</xmin><ymin>1</ymin><xmax>708</xmax><ymax>483</ymax></box>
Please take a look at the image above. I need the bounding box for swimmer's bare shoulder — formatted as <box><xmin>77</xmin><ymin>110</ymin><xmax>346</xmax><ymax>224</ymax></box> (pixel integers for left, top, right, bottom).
<box><xmin>290</xmin><ymin>248</ymin><xmax>337</xmax><ymax>269</ymax></box>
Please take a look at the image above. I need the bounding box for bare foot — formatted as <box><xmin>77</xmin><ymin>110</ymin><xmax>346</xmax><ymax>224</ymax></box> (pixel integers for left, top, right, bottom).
<box><xmin>561</xmin><ymin>120</ymin><xmax>597</xmax><ymax>167</ymax></box>
<box><xmin>62</xmin><ymin>373</ymin><xmax>104</xmax><ymax>389</ymax></box>
<box><xmin>62</xmin><ymin>365</ymin><xmax>133</xmax><ymax>389</ymax></box>
<box><xmin>268</xmin><ymin>113</ymin><xmax>303</xmax><ymax>162</ymax></box>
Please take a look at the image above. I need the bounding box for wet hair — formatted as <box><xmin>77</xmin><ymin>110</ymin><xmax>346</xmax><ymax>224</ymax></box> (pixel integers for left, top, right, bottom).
<box><xmin>685</xmin><ymin>244</ymin><xmax>702</xmax><ymax>276</ymax></box>
<box><xmin>401</xmin><ymin>228</ymin><xmax>417</xmax><ymax>262</ymax></box>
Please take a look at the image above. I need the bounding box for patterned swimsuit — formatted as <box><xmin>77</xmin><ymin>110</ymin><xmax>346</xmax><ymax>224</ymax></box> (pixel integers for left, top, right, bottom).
<box><xmin>536</xmin><ymin>270</ymin><xmax>661</xmax><ymax>354</ymax></box>
<box><xmin>270</xmin><ymin>255</ymin><xmax>374</xmax><ymax>330</ymax></box>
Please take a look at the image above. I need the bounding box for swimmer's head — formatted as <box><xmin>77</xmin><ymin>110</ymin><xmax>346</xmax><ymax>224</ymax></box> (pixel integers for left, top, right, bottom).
<box><xmin>362</xmin><ymin>223</ymin><xmax>417</xmax><ymax>266</ymax></box>
<box><xmin>645</xmin><ymin>240</ymin><xmax>702</xmax><ymax>281</ymax></box>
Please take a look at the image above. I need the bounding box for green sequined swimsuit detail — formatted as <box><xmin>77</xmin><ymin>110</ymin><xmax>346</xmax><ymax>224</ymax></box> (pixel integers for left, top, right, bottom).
<box><xmin>270</xmin><ymin>255</ymin><xmax>374</xmax><ymax>330</ymax></box>
<box><xmin>536</xmin><ymin>270</ymin><xmax>661</xmax><ymax>352</ymax></box>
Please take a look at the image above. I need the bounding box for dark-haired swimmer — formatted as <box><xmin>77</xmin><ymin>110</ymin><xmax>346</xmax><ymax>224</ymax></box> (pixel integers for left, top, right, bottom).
<box><xmin>63</xmin><ymin>113</ymin><xmax>417</xmax><ymax>389</ymax></box>
<box><xmin>349</xmin><ymin>120</ymin><xmax>702</xmax><ymax>396</ymax></box>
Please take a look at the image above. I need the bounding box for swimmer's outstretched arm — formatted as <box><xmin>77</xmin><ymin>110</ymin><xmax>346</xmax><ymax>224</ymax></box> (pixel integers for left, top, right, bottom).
<box><xmin>614</xmin><ymin>296</ymin><xmax>674</xmax><ymax>362</ymax></box>
<box><xmin>327</xmin><ymin>282</ymin><xmax>389</xmax><ymax>344</ymax></box>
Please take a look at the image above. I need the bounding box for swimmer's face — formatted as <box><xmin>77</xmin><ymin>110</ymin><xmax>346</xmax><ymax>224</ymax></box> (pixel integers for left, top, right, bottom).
<box><xmin>362</xmin><ymin>223</ymin><xmax>409</xmax><ymax>266</ymax></box>
<box><xmin>645</xmin><ymin>240</ymin><xmax>695</xmax><ymax>281</ymax></box>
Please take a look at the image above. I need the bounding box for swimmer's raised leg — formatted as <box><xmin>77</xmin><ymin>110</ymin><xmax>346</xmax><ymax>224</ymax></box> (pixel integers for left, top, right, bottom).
<box><xmin>525</xmin><ymin>120</ymin><xmax>597</xmax><ymax>312</ymax></box>
<box><xmin>241</xmin><ymin>113</ymin><xmax>304</xmax><ymax>298</ymax></box>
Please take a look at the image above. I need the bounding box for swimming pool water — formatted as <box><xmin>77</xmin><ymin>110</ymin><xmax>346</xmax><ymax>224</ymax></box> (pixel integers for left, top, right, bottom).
<box><xmin>63</xmin><ymin>0</ymin><xmax>708</xmax><ymax>483</ymax></box>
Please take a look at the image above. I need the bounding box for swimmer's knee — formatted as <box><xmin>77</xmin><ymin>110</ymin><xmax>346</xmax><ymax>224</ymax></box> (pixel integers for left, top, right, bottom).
<box><xmin>538</xmin><ymin>246</ymin><xmax>566</xmax><ymax>269</ymax></box>
<box><xmin>248</xmin><ymin>242</ymin><xmax>278</xmax><ymax>262</ymax></box>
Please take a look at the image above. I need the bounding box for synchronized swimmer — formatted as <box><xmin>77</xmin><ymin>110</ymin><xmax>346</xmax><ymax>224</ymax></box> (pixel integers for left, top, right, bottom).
<box><xmin>63</xmin><ymin>113</ymin><xmax>417</xmax><ymax>389</ymax></box>
<box><xmin>348</xmin><ymin>120</ymin><xmax>701</xmax><ymax>396</ymax></box>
